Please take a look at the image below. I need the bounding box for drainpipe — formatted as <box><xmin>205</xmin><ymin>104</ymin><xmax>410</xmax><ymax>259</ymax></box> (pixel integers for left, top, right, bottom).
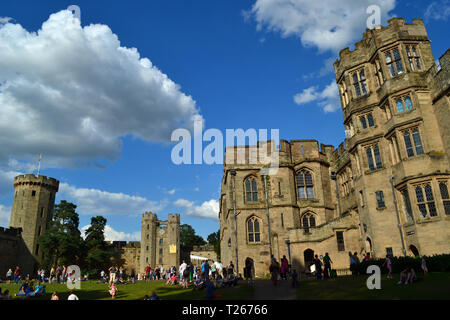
<box><xmin>331</xmin><ymin>172</ymin><xmax>341</xmax><ymax>217</ymax></box>
<box><xmin>389</xmin><ymin>176</ymin><xmax>407</xmax><ymax>256</ymax></box>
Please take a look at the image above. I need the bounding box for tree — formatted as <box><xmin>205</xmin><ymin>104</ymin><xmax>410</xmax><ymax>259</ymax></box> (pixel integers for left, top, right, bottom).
<box><xmin>180</xmin><ymin>224</ymin><xmax>206</xmax><ymax>248</ymax></box>
<box><xmin>38</xmin><ymin>200</ymin><xmax>83</xmax><ymax>268</ymax></box>
<box><xmin>83</xmin><ymin>216</ymin><xmax>113</xmax><ymax>274</ymax></box>
<box><xmin>207</xmin><ymin>230</ymin><xmax>221</xmax><ymax>260</ymax></box>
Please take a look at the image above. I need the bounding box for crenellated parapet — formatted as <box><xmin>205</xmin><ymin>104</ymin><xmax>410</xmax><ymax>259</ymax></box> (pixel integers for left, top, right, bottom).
<box><xmin>14</xmin><ymin>174</ymin><xmax>59</xmax><ymax>192</ymax></box>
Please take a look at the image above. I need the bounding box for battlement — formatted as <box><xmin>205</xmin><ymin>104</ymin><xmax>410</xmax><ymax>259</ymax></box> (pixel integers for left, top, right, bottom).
<box><xmin>335</xmin><ymin>17</ymin><xmax>429</xmax><ymax>80</ymax></box>
<box><xmin>14</xmin><ymin>174</ymin><xmax>59</xmax><ymax>191</ymax></box>
<box><xmin>142</xmin><ymin>211</ymin><xmax>157</xmax><ymax>220</ymax></box>
<box><xmin>0</xmin><ymin>226</ymin><xmax>22</xmax><ymax>237</ymax></box>
<box><xmin>167</xmin><ymin>213</ymin><xmax>180</xmax><ymax>223</ymax></box>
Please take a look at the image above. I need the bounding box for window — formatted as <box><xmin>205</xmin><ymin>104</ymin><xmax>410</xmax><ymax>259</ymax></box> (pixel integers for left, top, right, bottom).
<box><xmin>159</xmin><ymin>258</ymin><xmax>163</xmax><ymax>264</ymax></box>
<box><xmin>278</xmin><ymin>181</ymin><xmax>282</xmax><ymax>196</ymax></box>
<box><xmin>146</xmin><ymin>234</ymin><xmax>149</xmax><ymax>240</ymax></box>
<box><xmin>245</xmin><ymin>177</ymin><xmax>258</xmax><ymax>202</ymax></box>
<box><xmin>146</xmin><ymin>246</ymin><xmax>149</xmax><ymax>251</ymax></box>
<box><xmin>40</xmin><ymin>207</ymin><xmax>45</xmax><ymax>218</ymax></box>
<box><xmin>302</xmin><ymin>212</ymin><xmax>316</xmax><ymax>233</ymax></box>
<box><xmin>336</xmin><ymin>231</ymin><xmax>345</xmax><ymax>251</ymax></box>
<box><xmin>297</xmin><ymin>170</ymin><xmax>314</xmax><ymax>199</ymax></box>
<box><xmin>363</xmin><ymin>224</ymin><xmax>368</xmax><ymax>233</ymax></box>
<box><xmin>35</xmin><ymin>244</ymin><xmax>40</xmax><ymax>255</ymax></box>
<box><xmin>352</xmin><ymin>69</ymin><xmax>368</xmax><ymax>97</ymax></box>
<box><xmin>439</xmin><ymin>182</ymin><xmax>450</xmax><ymax>215</ymax></box>
<box><xmin>32</xmin><ymin>190</ymin><xmax>36</xmax><ymax>197</ymax></box>
<box><xmin>159</xmin><ymin>238</ymin><xmax>163</xmax><ymax>245</ymax></box>
<box><xmin>281</xmin><ymin>213</ymin><xmax>284</xmax><ymax>228</ymax></box>
<box><xmin>339</xmin><ymin>80</ymin><xmax>349</xmax><ymax>108</ymax></box>
<box><xmin>359</xmin><ymin>190</ymin><xmax>365</xmax><ymax>207</ymax></box>
<box><xmin>396</xmin><ymin>95</ymin><xmax>413</xmax><ymax>113</ymax></box>
<box><xmin>402</xmin><ymin>128</ymin><xmax>424</xmax><ymax>157</ymax></box>
<box><xmin>159</xmin><ymin>248</ymin><xmax>163</xmax><ymax>254</ymax></box>
<box><xmin>376</xmin><ymin>191</ymin><xmax>385</xmax><ymax>208</ymax></box>
<box><xmin>247</xmin><ymin>216</ymin><xmax>261</xmax><ymax>243</ymax></box>
<box><xmin>374</xmin><ymin>59</ymin><xmax>385</xmax><ymax>87</ymax></box>
<box><xmin>366</xmin><ymin>145</ymin><xmax>383</xmax><ymax>171</ymax></box>
<box><xmin>385</xmin><ymin>47</ymin><xmax>404</xmax><ymax>77</ymax></box>
<box><xmin>38</xmin><ymin>226</ymin><xmax>41</xmax><ymax>236</ymax></box>
<box><xmin>401</xmin><ymin>189</ymin><xmax>414</xmax><ymax>222</ymax></box>
<box><xmin>147</xmin><ymin>224</ymin><xmax>149</xmax><ymax>230</ymax></box>
<box><xmin>405</xmin><ymin>45</ymin><xmax>422</xmax><ymax>71</ymax></box>
<box><xmin>415</xmin><ymin>184</ymin><xmax>437</xmax><ymax>218</ymax></box>
<box><xmin>360</xmin><ymin>113</ymin><xmax>375</xmax><ymax>129</ymax></box>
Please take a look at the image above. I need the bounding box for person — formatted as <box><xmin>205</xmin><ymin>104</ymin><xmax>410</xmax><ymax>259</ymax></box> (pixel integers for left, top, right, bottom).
<box><xmin>244</xmin><ymin>257</ymin><xmax>254</xmax><ymax>284</ymax></box>
<box><xmin>269</xmin><ymin>259</ymin><xmax>280</xmax><ymax>286</ymax></box>
<box><xmin>16</xmin><ymin>280</ymin><xmax>29</xmax><ymax>296</ymax></box>
<box><xmin>14</xmin><ymin>266</ymin><xmax>20</xmax><ymax>284</ymax></box>
<box><xmin>291</xmin><ymin>269</ymin><xmax>298</xmax><ymax>288</ymax></box>
<box><xmin>349</xmin><ymin>252</ymin><xmax>356</xmax><ymax>275</ymax></box>
<box><xmin>130</xmin><ymin>269</ymin><xmax>136</xmax><ymax>283</ymax></box>
<box><xmin>323</xmin><ymin>253</ymin><xmax>333</xmax><ymax>279</ymax></box>
<box><xmin>49</xmin><ymin>267</ymin><xmax>55</xmax><ymax>284</ymax></box>
<box><xmin>280</xmin><ymin>256</ymin><xmax>289</xmax><ymax>280</ymax></box>
<box><xmin>211</xmin><ymin>261</ymin><xmax>217</xmax><ymax>280</ymax></box>
<box><xmin>6</xmin><ymin>268</ymin><xmax>12</xmax><ymax>284</ymax></box>
<box><xmin>382</xmin><ymin>255</ymin><xmax>393</xmax><ymax>279</ymax></box>
<box><xmin>150</xmin><ymin>291</ymin><xmax>160</xmax><ymax>300</ymax></box>
<box><xmin>143</xmin><ymin>294</ymin><xmax>150</xmax><ymax>300</ymax></box>
<box><xmin>194</xmin><ymin>275</ymin><xmax>206</xmax><ymax>290</ymax></box>
<box><xmin>227</xmin><ymin>261</ymin><xmax>234</xmax><ymax>276</ymax></box>
<box><xmin>109</xmin><ymin>265</ymin><xmax>116</xmax><ymax>285</ymax></box>
<box><xmin>179</xmin><ymin>260</ymin><xmax>187</xmax><ymax>284</ymax></box>
<box><xmin>352</xmin><ymin>252</ymin><xmax>360</xmax><ymax>275</ymax></box>
<box><xmin>67</xmin><ymin>290</ymin><xmax>79</xmax><ymax>300</ymax></box>
<box><xmin>363</xmin><ymin>253</ymin><xmax>372</xmax><ymax>261</ymax></box>
<box><xmin>214</xmin><ymin>260</ymin><xmax>223</xmax><ymax>278</ymax></box>
<box><xmin>398</xmin><ymin>267</ymin><xmax>417</xmax><ymax>285</ymax></box>
<box><xmin>109</xmin><ymin>283</ymin><xmax>117</xmax><ymax>299</ymax></box>
<box><xmin>421</xmin><ymin>256</ymin><xmax>428</xmax><ymax>276</ymax></box>
<box><xmin>202</xmin><ymin>260</ymin><xmax>210</xmax><ymax>282</ymax></box>
<box><xmin>2</xmin><ymin>290</ymin><xmax>10</xmax><ymax>300</ymax></box>
<box><xmin>51</xmin><ymin>291</ymin><xmax>59</xmax><ymax>300</ymax></box>
<box><xmin>206</xmin><ymin>281</ymin><xmax>215</xmax><ymax>299</ymax></box>
<box><xmin>313</xmin><ymin>255</ymin><xmax>323</xmax><ymax>280</ymax></box>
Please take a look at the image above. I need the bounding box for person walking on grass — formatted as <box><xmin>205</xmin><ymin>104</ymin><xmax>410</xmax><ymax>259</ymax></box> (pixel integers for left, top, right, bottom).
<box><xmin>323</xmin><ymin>253</ymin><xmax>333</xmax><ymax>279</ymax></box>
<box><xmin>421</xmin><ymin>256</ymin><xmax>428</xmax><ymax>276</ymax></box>
<box><xmin>269</xmin><ymin>259</ymin><xmax>280</xmax><ymax>286</ymax></box>
<box><xmin>382</xmin><ymin>255</ymin><xmax>393</xmax><ymax>279</ymax></box>
<box><xmin>313</xmin><ymin>255</ymin><xmax>323</xmax><ymax>280</ymax></box>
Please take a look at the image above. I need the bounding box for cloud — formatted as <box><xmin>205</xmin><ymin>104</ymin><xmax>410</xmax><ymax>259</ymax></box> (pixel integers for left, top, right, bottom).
<box><xmin>0</xmin><ymin>169</ymin><xmax>21</xmax><ymax>196</ymax></box>
<box><xmin>424</xmin><ymin>0</ymin><xmax>450</xmax><ymax>22</ymax></box>
<box><xmin>293</xmin><ymin>80</ymin><xmax>340</xmax><ymax>113</ymax></box>
<box><xmin>0</xmin><ymin>17</ymin><xmax>13</xmax><ymax>24</ymax></box>
<box><xmin>59</xmin><ymin>182</ymin><xmax>168</xmax><ymax>216</ymax></box>
<box><xmin>173</xmin><ymin>199</ymin><xmax>219</xmax><ymax>220</ymax></box>
<box><xmin>0</xmin><ymin>10</ymin><xmax>203</xmax><ymax>168</ymax></box>
<box><xmin>0</xmin><ymin>204</ymin><xmax>11</xmax><ymax>227</ymax></box>
<box><xmin>246</xmin><ymin>0</ymin><xmax>396</xmax><ymax>52</ymax></box>
<box><xmin>166</xmin><ymin>189</ymin><xmax>176</xmax><ymax>195</ymax></box>
<box><xmin>81</xmin><ymin>224</ymin><xmax>140</xmax><ymax>241</ymax></box>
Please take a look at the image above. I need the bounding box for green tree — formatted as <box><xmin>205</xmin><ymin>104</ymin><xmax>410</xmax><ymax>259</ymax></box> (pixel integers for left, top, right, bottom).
<box><xmin>180</xmin><ymin>224</ymin><xmax>206</xmax><ymax>248</ymax></box>
<box><xmin>38</xmin><ymin>200</ymin><xmax>83</xmax><ymax>268</ymax></box>
<box><xmin>83</xmin><ymin>216</ymin><xmax>113</xmax><ymax>274</ymax></box>
<box><xmin>207</xmin><ymin>230</ymin><xmax>221</xmax><ymax>260</ymax></box>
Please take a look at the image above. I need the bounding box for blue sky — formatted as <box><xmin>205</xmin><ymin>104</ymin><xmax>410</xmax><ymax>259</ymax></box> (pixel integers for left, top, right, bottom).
<box><xmin>0</xmin><ymin>0</ymin><xmax>448</xmax><ymax>240</ymax></box>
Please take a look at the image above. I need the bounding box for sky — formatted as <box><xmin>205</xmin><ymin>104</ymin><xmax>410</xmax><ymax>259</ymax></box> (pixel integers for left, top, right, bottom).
<box><xmin>0</xmin><ymin>0</ymin><xmax>448</xmax><ymax>241</ymax></box>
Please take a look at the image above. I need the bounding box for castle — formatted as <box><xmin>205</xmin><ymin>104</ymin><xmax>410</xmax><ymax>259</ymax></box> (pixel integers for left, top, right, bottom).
<box><xmin>1</xmin><ymin>174</ymin><xmax>180</xmax><ymax>276</ymax></box>
<box><xmin>219</xmin><ymin>18</ymin><xmax>450</xmax><ymax>277</ymax></box>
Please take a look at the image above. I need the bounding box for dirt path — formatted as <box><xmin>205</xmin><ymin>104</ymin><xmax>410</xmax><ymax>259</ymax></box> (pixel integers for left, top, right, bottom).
<box><xmin>253</xmin><ymin>279</ymin><xmax>297</xmax><ymax>300</ymax></box>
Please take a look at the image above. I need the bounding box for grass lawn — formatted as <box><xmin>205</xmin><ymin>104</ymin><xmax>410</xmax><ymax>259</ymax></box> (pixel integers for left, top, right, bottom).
<box><xmin>0</xmin><ymin>280</ymin><xmax>254</xmax><ymax>300</ymax></box>
<box><xmin>296</xmin><ymin>272</ymin><xmax>450</xmax><ymax>300</ymax></box>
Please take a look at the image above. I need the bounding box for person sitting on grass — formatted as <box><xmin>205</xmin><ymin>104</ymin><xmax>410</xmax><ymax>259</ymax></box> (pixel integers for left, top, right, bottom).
<box><xmin>216</xmin><ymin>275</ymin><xmax>224</xmax><ymax>288</ymax></box>
<box><xmin>398</xmin><ymin>267</ymin><xmax>417</xmax><ymax>285</ymax></box>
<box><xmin>193</xmin><ymin>275</ymin><xmax>206</xmax><ymax>290</ymax></box>
<box><xmin>16</xmin><ymin>280</ymin><xmax>29</xmax><ymax>296</ymax></box>
<box><xmin>109</xmin><ymin>283</ymin><xmax>117</xmax><ymax>299</ymax></box>
<box><xmin>32</xmin><ymin>282</ymin><xmax>44</xmax><ymax>296</ymax></box>
<box><xmin>51</xmin><ymin>292</ymin><xmax>59</xmax><ymax>300</ymax></box>
<box><xmin>150</xmin><ymin>291</ymin><xmax>160</xmax><ymax>300</ymax></box>
<box><xmin>223</xmin><ymin>274</ymin><xmax>238</xmax><ymax>287</ymax></box>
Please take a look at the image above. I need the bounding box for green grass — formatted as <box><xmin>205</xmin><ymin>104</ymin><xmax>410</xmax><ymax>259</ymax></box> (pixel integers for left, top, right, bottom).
<box><xmin>0</xmin><ymin>280</ymin><xmax>254</xmax><ymax>300</ymax></box>
<box><xmin>296</xmin><ymin>272</ymin><xmax>450</xmax><ymax>300</ymax></box>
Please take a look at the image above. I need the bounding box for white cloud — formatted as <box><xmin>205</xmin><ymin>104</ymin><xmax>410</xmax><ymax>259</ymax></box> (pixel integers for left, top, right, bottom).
<box><xmin>81</xmin><ymin>224</ymin><xmax>140</xmax><ymax>242</ymax></box>
<box><xmin>173</xmin><ymin>198</ymin><xmax>219</xmax><ymax>221</ymax></box>
<box><xmin>0</xmin><ymin>169</ymin><xmax>21</xmax><ymax>196</ymax></box>
<box><xmin>0</xmin><ymin>10</ymin><xmax>203</xmax><ymax>168</ymax></box>
<box><xmin>167</xmin><ymin>189</ymin><xmax>176</xmax><ymax>195</ymax></box>
<box><xmin>59</xmin><ymin>182</ymin><xmax>168</xmax><ymax>216</ymax></box>
<box><xmin>247</xmin><ymin>0</ymin><xmax>396</xmax><ymax>52</ymax></box>
<box><xmin>293</xmin><ymin>80</ymin><xmax>340</xmax><ymax>113</ymax></box>
<box><xmin>424</xmin><ymin>0</ymin><xmax>450</xmax><ymax>22</ymax></box>
<box><xmin>0</xmin><ymin>17</ymin><xmax>13</xmax><ymax>24</ymax></box>
<box><xmin>0</xmin><ymin>204</ymin><xmax>11</xmax><ymax>227</ymax></box>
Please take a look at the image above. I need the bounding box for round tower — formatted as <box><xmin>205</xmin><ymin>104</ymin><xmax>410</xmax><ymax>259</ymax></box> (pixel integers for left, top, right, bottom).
<box><xmin>9</xmin><ymin>174</ymin><xmax>59</xmax><ymax>261</ymax></box>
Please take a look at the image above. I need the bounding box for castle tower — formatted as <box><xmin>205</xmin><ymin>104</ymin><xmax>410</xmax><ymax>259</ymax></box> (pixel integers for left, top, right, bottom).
<box><xmin>334</xmin><ymin>18</ymin><xmax>450</xmax><ymax>258</ymax></box>
<box><xmin>9</xmin><ymin>174</ymin><xmax>59</xmax><ymax>263</ymax></box>
<box><xmin>140</xmin><ymin>211</ymin><xmax>157</xmax><ymax>272</ymax></box>
<box><xmin>166</xmin><ymin>214</ymin><xmax>180</xmax><ymax>267</ymax></box>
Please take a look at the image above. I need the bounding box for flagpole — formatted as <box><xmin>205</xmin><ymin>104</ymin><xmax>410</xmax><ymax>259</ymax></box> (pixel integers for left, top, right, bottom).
<box><xmin>37</xmin><ymin>154</ymin><xmax>42</xmax><ymax>176</ymax></box>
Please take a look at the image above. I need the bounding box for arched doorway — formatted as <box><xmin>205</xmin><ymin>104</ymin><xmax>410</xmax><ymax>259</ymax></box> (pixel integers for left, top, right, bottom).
<box><xmin>365</xmin><ymin>237</ymin><xmax>373</xmax><ymax>253</ymax></box>
<box><xmin>244</xmin><ymin>257</ymin><xmax>254</xmax><ymax>279</ymax></box>
<box><xmin>304</xmin><ymin>249</ymin><xmax>314</xmax><ymax>272</ymax></box>
<box><xmin>409</xmin><ymin>245</ymin><xmax>420</xmax><ymax>257</ymax></box>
